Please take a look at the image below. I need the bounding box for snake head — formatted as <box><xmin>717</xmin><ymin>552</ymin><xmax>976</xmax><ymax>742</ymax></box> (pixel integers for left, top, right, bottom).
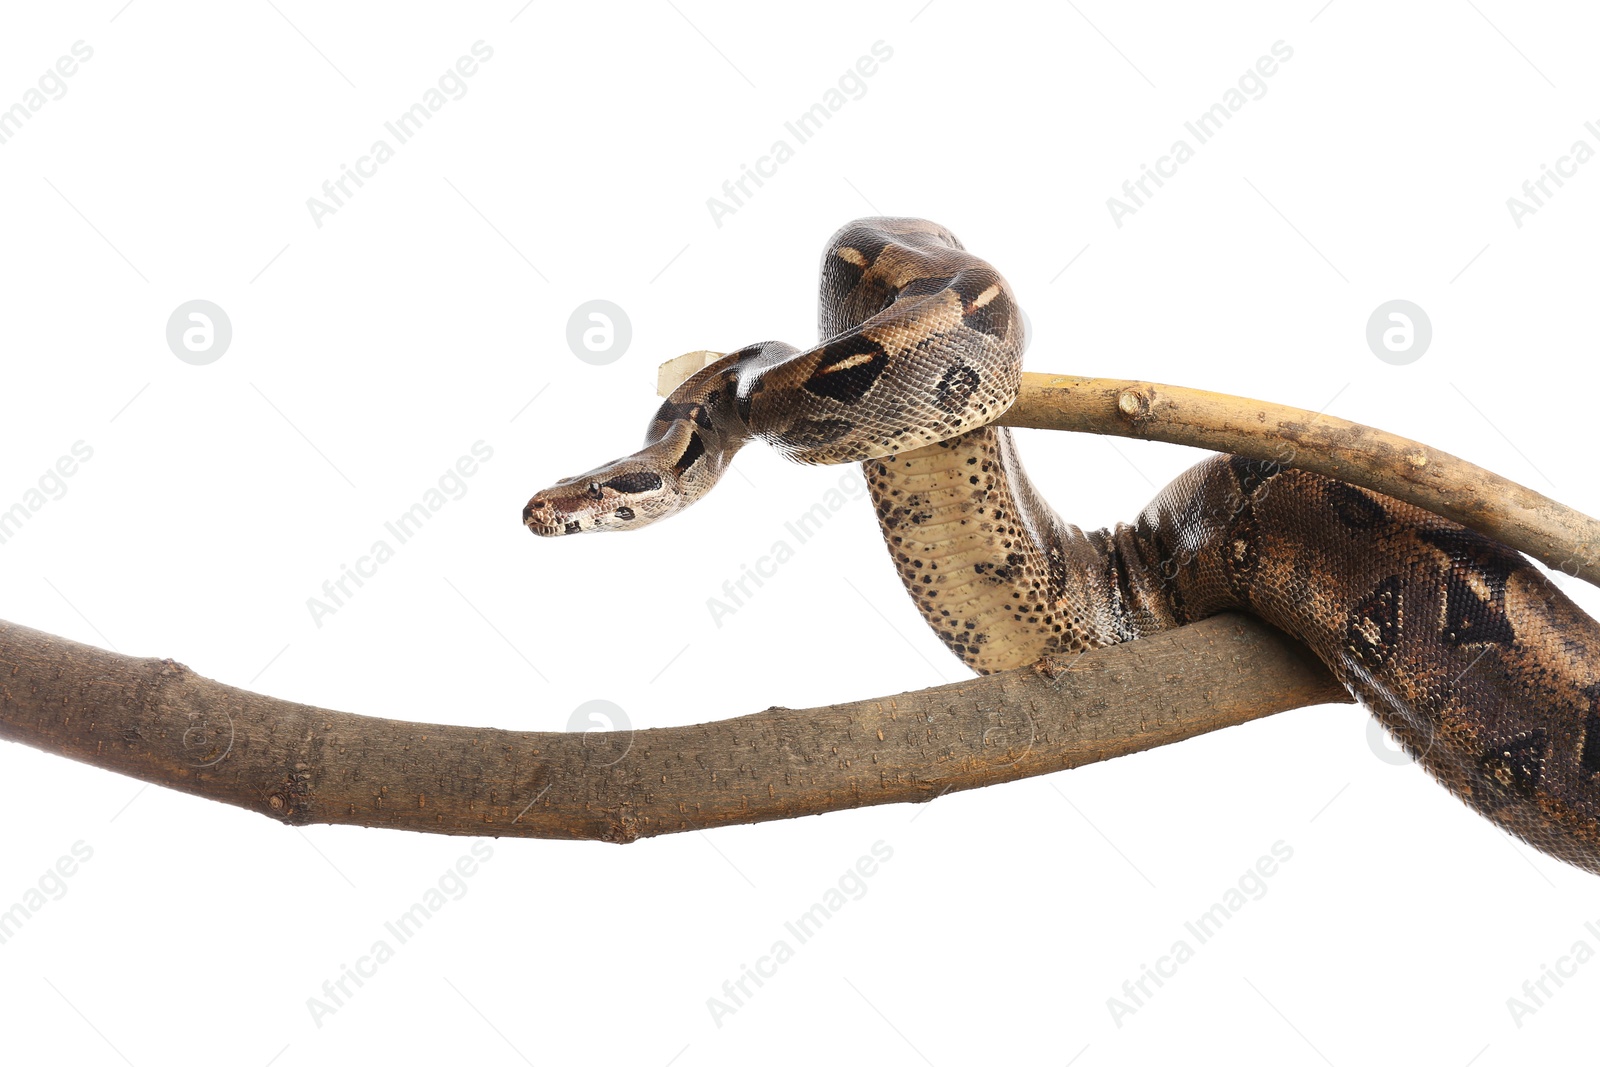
<box><xmin>526</xmin><ymin>406</ymin><xmax>732</xmax><ymax>537</ymax></box>
<box><xmin>523</xmin><ymin>462</ymin><xmax>677</xmax><ymax>536</ymax></box>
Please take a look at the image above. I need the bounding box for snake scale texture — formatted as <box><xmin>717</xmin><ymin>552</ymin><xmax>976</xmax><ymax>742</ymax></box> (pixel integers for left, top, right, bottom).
<box><xmin>525</xmin><ymin>217</ymin><xmax>1600</xmax><ymax>875</ymax></box>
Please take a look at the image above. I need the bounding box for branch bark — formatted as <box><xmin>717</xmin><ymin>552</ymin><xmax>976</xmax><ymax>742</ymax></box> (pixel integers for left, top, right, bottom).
<box><xmin>656</xmin><ymin>359</ymin><xmax>1600</xmax><ymax>589</ymax></box>
<box><xmin>2</xmin><ymin>368</ymin><xmax>1594</xmax><ymax>841</ymax></box>
<box><xmin>1004</xmin><ymin>373</ymin><xmax>1600</xmax><ymax>588</ymax></box>
<box><xmin>0</xmin><ymin>614</ymin><xmax>1345</xmax><ymax>841</ymax></box>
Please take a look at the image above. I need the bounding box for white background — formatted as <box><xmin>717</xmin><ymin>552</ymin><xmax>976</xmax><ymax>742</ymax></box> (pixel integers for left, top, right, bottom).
<box><xmin>1</xmin><ymin>2</ymin><xmax>1597</xmax><ymax>1064</ymax></box>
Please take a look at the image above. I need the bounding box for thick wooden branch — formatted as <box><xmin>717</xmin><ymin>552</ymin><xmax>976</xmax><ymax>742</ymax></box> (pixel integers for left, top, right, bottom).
<box><xmin>0</xmin><ymin>614</ymin><xmax>1346</xmax><ymax>841</ymax></box>
<box><xmin>2</xmin><ymin>368</ymin><xmax>1593</xmax><ymax>841</ymax></box>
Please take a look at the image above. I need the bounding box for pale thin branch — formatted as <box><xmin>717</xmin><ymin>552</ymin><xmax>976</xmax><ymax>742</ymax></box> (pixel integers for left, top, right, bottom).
<box><xmin>1005</xmin><ymin>373</ymin><xmax>1600</xmax><ymax>588</ymax></box>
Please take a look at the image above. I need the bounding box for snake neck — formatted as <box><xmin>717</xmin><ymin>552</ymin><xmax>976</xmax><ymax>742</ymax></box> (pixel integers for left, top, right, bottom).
<box><xmin>866</xmin><ymin>425</ymin><xmax>1167</xmax><ymax>674</ymax></box>
<box><xmin>522</xmin><ymin>350</ymin><xmax>769</xmax><ymax>536</ymax></box>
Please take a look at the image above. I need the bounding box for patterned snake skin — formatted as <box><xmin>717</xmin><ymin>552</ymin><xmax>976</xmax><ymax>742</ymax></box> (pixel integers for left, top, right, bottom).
<box><xmin>525</xmin><ymin>217</ymin><xmax>1600</xmax><ymax>875</ymax></box>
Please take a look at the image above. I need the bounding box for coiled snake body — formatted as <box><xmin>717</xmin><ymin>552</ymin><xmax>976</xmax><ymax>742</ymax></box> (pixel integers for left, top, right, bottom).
<box><xmin>526</xmin><ymin>217</ymin><xmax>1600</xmax><ymax>874</ymax></box>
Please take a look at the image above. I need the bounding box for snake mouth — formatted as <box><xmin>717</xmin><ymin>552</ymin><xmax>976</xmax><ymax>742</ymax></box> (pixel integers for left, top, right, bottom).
<box><xmin>523</xmin><ymin>472</ymin><xmax>668</xmax><ymax>535</ymax></box>
<box><xmin>523</xmin><ymin>496</ymin><xmax>627</xmax><ymax>536</ymax></box>
<box><xmin>522</xmin><ymin>498</ymin><xmax>574</xmax><ymax>536</ymax></box>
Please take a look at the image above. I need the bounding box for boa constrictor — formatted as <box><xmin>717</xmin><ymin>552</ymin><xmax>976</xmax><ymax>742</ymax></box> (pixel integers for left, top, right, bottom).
<box><xmin>525</xmin><ymin>217</ymin><xmax>1600</xmax><ymax>875</ymax></box>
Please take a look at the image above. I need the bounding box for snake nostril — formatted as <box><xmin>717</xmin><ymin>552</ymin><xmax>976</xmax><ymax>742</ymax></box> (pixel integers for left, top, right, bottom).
<box><xmin>615</xmin><ymin>506</ymin><xmax>635</xmax><ymax>521</ymax></box>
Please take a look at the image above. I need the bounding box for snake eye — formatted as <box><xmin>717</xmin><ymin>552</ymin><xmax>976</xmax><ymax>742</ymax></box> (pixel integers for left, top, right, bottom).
<box><xmin>587</xmin><ymin>482</ymin><xmax>603</xmax><ymax>500</ymax></box>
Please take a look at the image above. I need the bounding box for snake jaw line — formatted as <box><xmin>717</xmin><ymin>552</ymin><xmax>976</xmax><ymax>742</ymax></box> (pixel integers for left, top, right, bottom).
<box><xmin>523</xmin><ymin>440</ymin><xmax>714</xmax><ymax>538</ymax></box>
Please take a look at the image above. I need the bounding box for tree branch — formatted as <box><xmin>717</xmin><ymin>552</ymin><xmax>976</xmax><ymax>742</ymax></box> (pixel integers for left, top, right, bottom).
<box><xmin>3</xmin><ymin>368</ymin><xmax>1594</xmax><ymax>841</ymax></box>
<box><xmin>1004</xmin><ymin>373</ymin><xmax>1600</xmax><ymax>588</ymax></box>
<box><xmin>0</xmin><ymin>614</ymin><xmax>1345</xmax><ymax>841</ymax></box>
<box><xmin>656</xmin><ymin>359</ymin><xmax>1600</xmax><ymax>589</ymax></box>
